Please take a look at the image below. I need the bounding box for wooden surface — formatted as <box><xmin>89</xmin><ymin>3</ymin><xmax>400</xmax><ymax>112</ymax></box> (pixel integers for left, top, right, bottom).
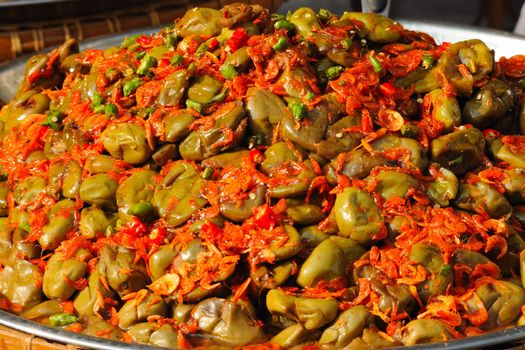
<box><xmin>0</xmin><ymin>325</ymin><xmax>82</xmax><ymax>350</ymax></box>
<box><xmin>0</xmin><ymin>0</ymin><xmax>283</xmax><ymax>62</ymax></box>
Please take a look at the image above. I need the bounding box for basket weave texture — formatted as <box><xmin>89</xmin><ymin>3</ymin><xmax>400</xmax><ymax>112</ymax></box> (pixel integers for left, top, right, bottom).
<box><xmin>0</xmin><ymin>0</ymin><xmax>282</xmax><ymax>62</ymax></box>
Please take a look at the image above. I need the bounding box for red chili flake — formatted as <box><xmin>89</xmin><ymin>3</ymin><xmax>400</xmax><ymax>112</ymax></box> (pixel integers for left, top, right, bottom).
<box><xmin>227</xmin><ymin>28</ymin><xmax>249</xmax><ymax>52</ymax></box>
<box><xmin>379</xmin><ymin>82</ymin><xmax>396</xmax><ymax>96</ymax></box>
<box><xmin>252</xmin><ymin>204</ymin><xmax>277</xmax><ymax>230</ymax></box>
<box><xmin>120</xmin><ymin>217</ymin><xmax>148</xmax><ymax>238</ymax></box>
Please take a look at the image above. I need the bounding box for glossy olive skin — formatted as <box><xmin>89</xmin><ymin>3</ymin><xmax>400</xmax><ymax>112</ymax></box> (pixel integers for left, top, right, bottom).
<box><xmin>0</xmin><ymin>258</ymin><xmax>43</xmax><ymax>309</ymax></box>
<box><xmin>43</xmin><ymin>249</ymin><xmax>90</xmax><ymax>301</ymax></box>
<box><xmin>372</xmin><ymin>135</ymin><xmax>429</xmax><ymax>171</ymax></box>
<box><xmin>187</xmin><ymin>75</ymin><xmax>223</xmax><ymax>105</ymax></box>
<box><xmin>271</xmin><ymin>323</ymin><xmax>321</xmax><ymax>349</ymax></box>
<box><xmin>0</xmin><ymin>90</ymin><xmax>50</xmax><ymax>137</ymax></box>
<box><xmin>245</xmin><ymin>87</ymin><xmax>287</xmax><ymax>144</ymax></box>
<box><xmin>297</xmin><ymin>236</ymin><xmax>365</xmax><ymax>287</ymax></box>
<box><xmin>118</xmin><ymin>290</ymin><xmax>167</xmax><ymax>328</ymax></box>
<box><xmin>101</xmin><ymin>123</ymin><xmax>152</xmax><ymax>164</ymax></box>
<box><xmin>74</xmin><ymin>268</ymin><xmax>115</xmax><ymax>316</ymax></box>
<box><xmin>316</xmin><ymin>116</ymin><xmax>363</xmax><ymax>160</ymax></box>
<box><xmin>466</xmin><ymin>280</ymin><xmax>525</xmax><ymax>329</ymax></box>
<box><xmin>220</xmin><ymin>185</ymin><xmax>266</xmax><ymax>222</ymax></box>
<box><xmin>409</xmin><ymin>243</ymin><xmax>451</xmax><ymax>302</ymax></box>
<box><xmin>454</xmin><ymin>182</ymin><xmax>512</xmax><ymax>219</ymax></box>
<box><xmin>430</xmin><ymin>127</ymin><xmax>485</xmax><ymax>175</ymax></box>
<box><xmin>425</xmin><ymin>89</ymin><xmax>462</xmax><ymax>133</ymax></box>
<box><xmin>152</xmin><ymin>162</ymin><xmax>208</xmax><ymax>226</ymax></box>
<box><xmin>340</xmin><ymin>12</ymin><xmax>401</xmax><ymax>43</ymax></box>
<box><xmin>319</xmin><ymin>305</ymin><xmax>372</xmax><ymax>348</ymax></box>
<box><xmin>81</xmin><ymin>316</ymin><xmax>123</xmax><ymax>341</ymax></box>
<box><xmin>191</xmin><ymin>298</ymin><xmax>265</xmax><ymax>346</ymax></box>
<box><xmin>179</xmin><ymin>101</ymin><xmax>247</xmax><ymax>161</ymax></box>
<box><xmin>288</xmin><ymin>7</ymin><xmax>321</xmax><ymax>38</ymax></box>
<box><xmin>334</xmin><ymin>187</ymin><xmax>385</xmax><ymax>245</ymax></box>
<box><xmin>488</xmin><ymin>137</ymin><xmax>525</xmax><ymax>169</ymax></box>
<box><xmin>502</xmin><ymin>169</ymin><xmax>525</xmax><ymax>204</ymax></box>
<box><xmin>434</xmin><ymin>39</ymin><xmax>493</xmax><ymax>97</ymax></box>
<box><xmin>427</xmin><ymin>165</ymin><xmax>459</xmax><ymax>207</ymax></box>
<box><xmin>38</xmin><ymin>199</ymin><xmax>77</xmax><ymax>250</ymax></box>
<box><xmin>266</xmin><ymin>289</ymin><xmax>339</xmax><ymax>330</ymax></box>
<box><xmin>164</xmin><ymin>110</ymin><xmax>195</xmax><ymax>143</ymax></box>
<box><xmin>116</xmin><ymin>169</ymin><xmax>157</xmax><ymax>222</ymax></box>
<box><xmin>175</xmin><ymin>7</ymin><xmax>223</xmax><ymax>38</ymax></box>
<box><xmin>280</xmin><ymin>102</ymin><xmax>328</xmax><ymax>152</ymax></box>
<box><xmin>366</xmin><ymin>170</ymin><xmax>418</xmax><ymax>201</ymax></box>
<box><xmin>158</xmin><ymin>69</ymin><xmax>189</xmax><ymax>107</ymax></box>
<box><xmin>79</xmin><ymin>174</ymin><xmax>118</xmax><ymax>211</ymax></box>
<box><xmin>402</xmin><ymin>319</ymin><xmax>452</xmax><ymax>346</ymax></box>
<box><xmin>98</xmin><ymin>245</ymin><xmax>149</xmax><ymax>297</ymax></box>
<box><xmin>79</xmin><ymin>207</ymin><xmax>116</xmax><ymax>238</ymax></box>
<box><xmin>463</xmin><ymin>79</ymin><xmax>514</xmax><ymax>129</ymax></box>
<box><xmin>251</xmin><ymin>261</ymin><xmax>295</xmax><ymax>290</ymax></box>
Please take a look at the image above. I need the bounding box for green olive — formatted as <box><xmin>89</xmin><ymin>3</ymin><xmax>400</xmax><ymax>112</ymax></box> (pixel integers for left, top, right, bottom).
<box><xmin>342</xmin><ymin>12</ymin><xmax>401</xmax><ymax>43</ymax></box>
<box><xmin>191</xmin><ymin>298</ymin><xmax>265</xmax><ymax>346</ymax></box>
<box><xmin>101</xmin><ymin>122</ymin><xmax>152</xmax><ymax>164</ymax></box>
<box><xmin>425</xmin><ymin>88</ymin><xmax>461</xmax><ymax>133</ymax></box>
<box><xmin>187</xmin><ymin>75</ymin><xmax>223</xmax><ymax>105</ymax></box>
<box><xmin>319</xmin><ymin>305</ymin><xmax>372</xmax><ymax>348</ymax></box>
<box><xmin>158</xmin><ymin>69</ymin><xmax>190</xmax><ymax>107</ymax></box>
<box><xmin>280</xmin><ymin>101</ymin><xmax>328</xmax><ymax>152</ymax></box>
<box><xmin>79</xmin><ymin>174</ymin><xmax>119</xmax><ymax>211</ymax></box>
<box><xmin>79</xmin><ymin>207</ymin><xmax>117</xmax><ymax>238</ymax></box>
<box><xmin>266</xmin><ymin>289</ymin><xmax>338</xmax><ymax>330</ymax></box>
<box><xmin>175</xmin><ymin>7</ymin><xmax>223</xmax><ymax>38</ymax></box>
<box><xmin>430</xmin><ymin>127</ymin><xmax>485</xmax><ymax>175</ymax></box>
<box><xmin>245</xmin><ymin>87</ymin><xmax>287</xmax><ymax>144</ymax></box>
<box><xmin>427</xmin><ymin>165</ymin><xmax>459</xmax><ymax>206</ymax></box>
<box><xmin>0</xmin><ymin>258</ymin><xmax>43</xmax><ymax>309</ymax></box>
<box><xmin>409</xmin><ymin>243</ymin><xmax>451</xmax><ymax>301</ymax></box>
<box><xmin>118</xmin><ymin>290</ymin><xmax>167</xmax><ymax>329</ymax></box>
<box><xmin>98</xmin><ymin>244</ymin><xmax>149</xmax><ymax>297</ymax></box>
<box><xmin>38</xmin><ymin>199</ymin><xmax>76</xmax><ymax>250</ymax></box>
<box><xmin>334</xmin><ymin>187</ymin><xmax>385</xmax><ymax>245</ymax></box>
<box><xmin>297</xmin><ymin>236</ymin><xmax>365</xmax><ymax>287</ymax></box>
<box><xmin>366</xmin><ymin>170</ymin><xmax>418</xmax><ymax>201</ymax></box>
<box><xmin>402</xmin><ymin>319</ymin><xmax>452</xmax><ymax>346</ymax></box>
<box><xmin>43</xmin><ymin>249</ymin><xmax>90</xmax><ymax>300</ymax></box>
<box><xmin>164</xmin><ymin>110</ymin><xmax>196</xmax><ymax>143</ymax></box>
<box><xmin>285</xmin><ymin>199</ymin><xmax>325</xmax><ymax>225</ymax></box>
<box><xmin>116</xmin><ymin>169</ymin><xmax>157</xmax><ymax>222</ymax></box>
<box><xmin>74</xmin><ymin>268</ymin><xmax>115</xmax><ymax>316</ymax></box>
<box><xmin>454</xmin><ymin>182</ymin><xmax>512</xmax><ymax>219</ymax></box>
<box><xmin>372</xmin><ymin>135</ymin><xmax>429</xmax><ymax>172</ymax></box>
<box><xmin>220</xmin><ymin>185</ymin><xmax>266</xmax><ymax>222</ymax></box>
<box><xmin>84</xmin><ymin>154</ymin><xmax>119</xmax><ymax>174</ymax></box>
<box><xmin>288</xmin><ymin>7</ymin><xmax>320</xmax><ymax>38</ymax></box>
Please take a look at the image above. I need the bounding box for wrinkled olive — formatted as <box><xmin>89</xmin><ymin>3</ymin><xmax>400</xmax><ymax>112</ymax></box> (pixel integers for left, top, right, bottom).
<box><xmin>79</xmin><ymin>174</ymin><xmax>119</xmax><ymax>211</ymax></box>
<box><xmin>43</xmin><ymin>249</ymin><xmax>90</xmax><ymax>300</ymax></box>
<box><xmin>319</xmin><ymin>305</ymin><xmax>372</xmax><ymax>348</ymax></box>
<box><xmin>101</xmin><ymin>122</ymin><xmax>152</xmax><ymax>164</ymax></box>
<box><xmin>454</xmin><ymin>182</ymin><xmax>512</xmax><ymax>218</ymax></box>
<box><xmin>118</xmin><ymin>290</ymin><xmax>167</xmax><ymax>328</ymax></box>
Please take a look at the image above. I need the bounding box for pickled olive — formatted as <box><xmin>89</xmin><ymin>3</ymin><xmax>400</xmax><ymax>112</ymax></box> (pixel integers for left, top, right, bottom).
<box><xmin>43</xmin><ymin>249</ymin><xmax>90</xmax><ymax>300</ymax></box>
<box><xmin>158</xmin><ymin>69</ymin><xmax>189</xmax><ymax>106</ymax></box>
<box><xmin>463</xmin><ymin>79</ymin><xmax>514</xmax><ymax>129</ymax></box>
<box><xmin>191</xmin><ymin>298</ymin><xmax>265</xmax><ymax>346</ymax></box>
<box><xmin>251</xmin><ymin>261</ymin><xmax>294</xmax><ymax>290</ymax></box>
<box><xmin>454</xmin><ymin>182</ymin><xmax>512</xmax><ymax>219</ymax></box>
<box><xmin>0</xmin><ymin>258</ymin><xmax>43</xmax><ymax>309</ymax></box>
<box><xmin>79</xmin><ymin>174</ymin><xmax>119</xmax><ymax>210</ymax></box>
<box><xmin>365</xmin><ymin>170</ymin><xmax>418</xmax><ymax>201</ymax></box>
<box><xmin>101</xmin><ymin>123</ymin><xmax>152</xmax><ymax>164</ymax></box>
<box><xmin>149</xmin><ymin>324</ymin><xmax>179</xmax><ymax>348</ymax></box>
<box><xmin>153</xmin><ymin>163</ymin><xmax>208</xmax><ymax>226</ymax></box>
<box><xmin>502</xmin><ymin>169</ymin><xmax>525</xmax><ymax>204</ymax></box>
<box><xmin>428</xmin><ymin>165</ymin><xmax>459</xmax><ymax>207</ymax></box>
<box><xmin>280</xmin><ymin>101</ymin><xmax>328</xmax><ymax>152</ymax></box>
<box><xmin>297</xmin><ymin>236</ymin><xmax>365</xmax><ymax>287</ymax></box>
<box><xmin>266</xmin><ymin>289</ymin><xmax>339</xmax><ymax>330</ymax></box>
<box><xmin>340</xmin><ymin>12</ymin><xmax>401</xmax><ymax>43</ymax></box>
<box><xmin>98</xmin><ymin>245</ymin><xmax>149</xmax><ymax>297</ymax></box>
<box><xmin>116</xmin><ymin>170</ymin><xmax>157</xmax><ymax>222</ymax></box>
<box><xmin>245</xmin><ymin>87</ymin><xmax>287</xmax><ymax>144</ymax></box>
<box><xmin>81</xmin><ymin>316</ymin><xmax>123</xmax><ymax>341</ymax></box>
<box><xmin>333</xmin><ymin>187</ymin><xmax>386</xmax><ymax>245</ymax></box>
<box><xmin>425</xmin><ymin>89</ymin><xmax>462</xmax><ymax>132</ymax></box>
<box><xmin>79</xmin><ymin>207</ymin><xmax>116</xmax><ymax>238</ymax></box>
<box><xmin>271</xmin><ymin>323</ymin><xmax>320</xmax><ymax>349</ymax></box>
<box><xmin>372</xmin><ymin>135</ymin><xmax>429</xmax><ymax>171</ymax></box>
<box><xmin>288</xmin><ymin>7</ymin><xmax>320</xmax><ymax>38</ymax></box>
<box><xmin>74</xmin><ymin>269</ymin><xmax>115</xmax><ymax>316</ymax></box>
<box><xmin>324</xmin><ymin>148</ymin><xmax>385</xmax><ymax>184</ymax></box>
<box><xmin>434</xmin><ymin>39</ymin><xmax>493</xmax><ymax>97</ymax></box>
<box><xmin>1</xmin><ymin>90</ymin><xmax>50</xmax><ymax>135</ymax></box>
<box><xmin>402</xmin><ymin>319</ymin><xmax>452</xmax><ymax>346</ymax></box>
<box><xmin>285</xmin><ymin>199</ymin><xmax>325</xmax><ymax>225</ymax></box>
<box><xmin>409</xmin><ymin>243</ymin><xmax>451</xmax><ymax>301</ymax></box>
<box><xmin>488</xmin><ymin>137</ymin><xmax>525</xmax><ymax>169</ymax></box>
<box><xmin>316</xmin><ymin>116</ymin><xmax>363</xmax><ymax>160</ymax></box>
<box><xmin>118</xmin><ymin>290</ymin><xmax>167</xmax><ymax>328</ymax></box>
<box><xmin>220</xmin><ymin>185</ymin><xmax>266</xmax><ymax>222</ymax></box>
<box><xmin>38</xmin><ymin>199</ymin><xmax>76</xmax><ymax>250</ymax></box>
<box><xmin>319</xmin><ymin>306</ymin><xmax>372</xmax><ymax>348</ymax></box>
<box><xmin>187</xmin><ymin>75</ymin><xmax>223</xmax><ymax>105</ymax></box>
<box><xmin>466</xmin><ymin>280</ymin><xmax>525</xmax><ymax>329</ymax></box>
<box><xmin>430</xmin><ymin>127</ymin><xmax>485</xmax><ymax>175</ymax></box>
<box><xmin>179</xmin><ymin>101</ymin><xmax>247</xmax><ymax>160</ymax></box>
<box><xmin>175</xmin><ymin>7</ymin><xmax>223</xmax><ymax>38</ymax></box>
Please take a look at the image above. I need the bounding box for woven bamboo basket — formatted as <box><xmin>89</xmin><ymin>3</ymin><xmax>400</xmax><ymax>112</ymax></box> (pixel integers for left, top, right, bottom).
<box><xmin>0</xmin><ymin>0</ymin><xmax>283</xmax><ymax>63</ymax></box>
<box><xmin>0</xmin><ymin>2</ymin><xmax>282</xmax><ymax>348</ymax></box>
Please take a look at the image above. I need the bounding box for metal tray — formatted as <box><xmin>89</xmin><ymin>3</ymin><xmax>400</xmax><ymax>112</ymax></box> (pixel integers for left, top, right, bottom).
<box><xmin>0</xmin><ymin>20</ymin><xmax>525</xmax><ymax>350</ymax></box>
